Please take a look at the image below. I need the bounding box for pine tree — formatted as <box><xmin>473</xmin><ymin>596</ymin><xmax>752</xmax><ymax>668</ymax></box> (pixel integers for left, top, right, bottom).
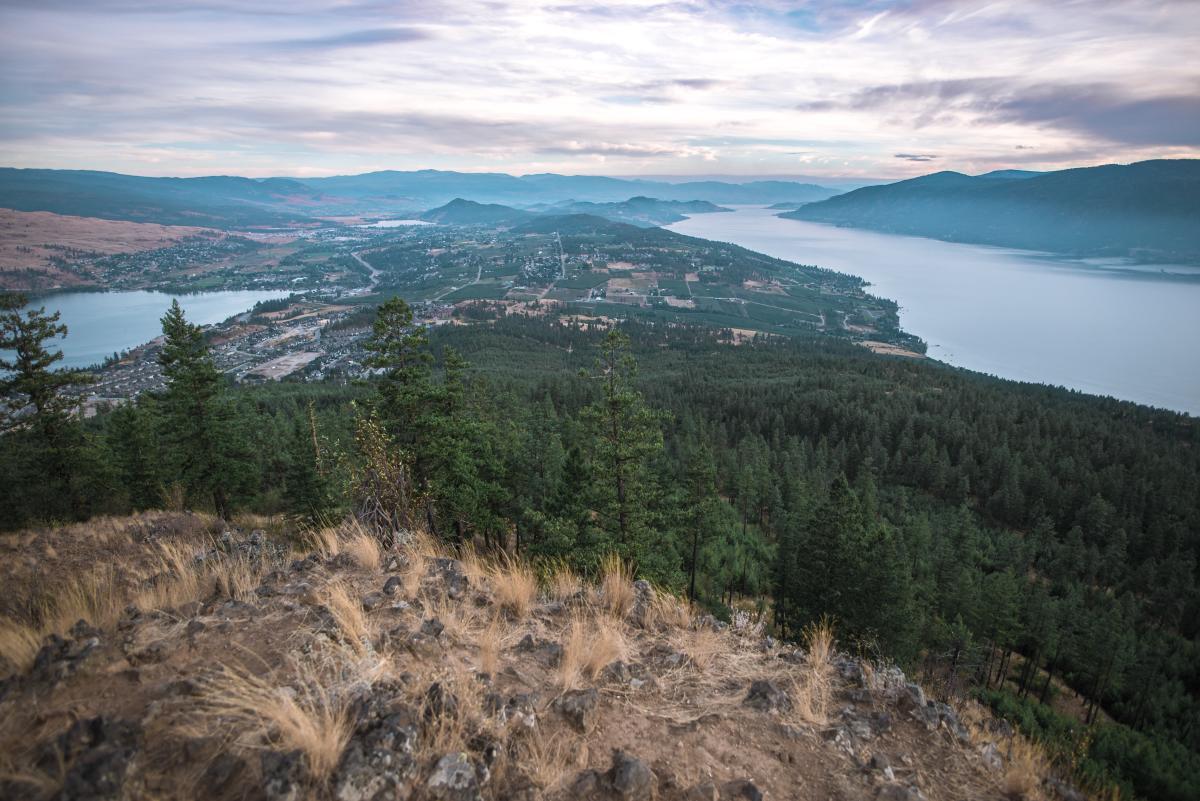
<box><xmin>682</xmin><ymin>442</ymin><xmax>720</xmax><ymax>602</ymax></box>
<box><xmin>0</xmin><ymin>292</ymin><xmax>97</xmax><ymax>520</ymax></box>
<box><xmin>157</xmin><ymin>299</ymin><xmax>244</xmax><ymax>519</ymax></box>
<box><xmin>580</xmin><ymin>329</ymin><xmax>675</xmax><ymax>581</ymax></box>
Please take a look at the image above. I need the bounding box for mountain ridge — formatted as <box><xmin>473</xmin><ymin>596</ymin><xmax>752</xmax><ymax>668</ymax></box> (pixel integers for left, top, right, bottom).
<box><xmin>780</xmin><ymin>159</ymin><xmax>1200</xmax><ymax>263</ymax></box>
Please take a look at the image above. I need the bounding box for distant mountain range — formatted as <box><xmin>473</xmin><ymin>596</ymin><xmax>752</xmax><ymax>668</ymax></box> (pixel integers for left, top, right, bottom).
<box><xmin>780</xmin><ymin>159</ymin><xmax>1200</xmax><ymax>263</ymax></box>
<box><xmin>418</xmin><ymin>196</ymin><xmax>730</xmax><ymax>228</ymax></box>
<box><xmin>0</xmin><ymin>168</ymin><xmax>837</xmax><ymax>228</ymax></box>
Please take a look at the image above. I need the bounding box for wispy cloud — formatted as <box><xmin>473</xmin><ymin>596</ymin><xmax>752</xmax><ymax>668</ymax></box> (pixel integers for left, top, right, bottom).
<box><xmin>0</xmin><ymin>0</ymin><xmax>1196</xmax><ymax>177</ymax></box>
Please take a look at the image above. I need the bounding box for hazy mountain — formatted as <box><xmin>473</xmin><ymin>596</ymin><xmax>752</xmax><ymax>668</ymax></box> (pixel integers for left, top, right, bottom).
<box><xmin>418</xmin><ymin>198</ymin><xmax>535</xmax><ymax>225</ymax></box>
<box><xmin>780</xmin><ymin>159</ymin><xmax>1200</xmax><ymax>263</ymax></box>
<box><xmin>0</xmin><ymin>168</ymin><xmax>322</xmax><ymax>227</ymax></box>
<box><xmin>530</xmin><ymin>196</ymin><xmax>730</xmax><ymax>226</ymax></box>
<box><xmin>0</xmin><ymin>167</ymin><xmax>838</xmax><ymax>227</ymax></box>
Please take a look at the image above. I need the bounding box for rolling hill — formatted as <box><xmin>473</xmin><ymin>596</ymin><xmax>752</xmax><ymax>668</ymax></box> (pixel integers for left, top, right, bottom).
<box><xmin>780</xmin><ymin>159</ymin><xmax>1200</xmax><ymax>263</ymax></box>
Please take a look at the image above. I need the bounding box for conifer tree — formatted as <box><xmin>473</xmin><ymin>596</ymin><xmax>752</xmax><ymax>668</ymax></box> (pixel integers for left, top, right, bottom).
<box><xmin>580</xmin><ymin>329</ymin><xmax>674</xmax><ymax>581</ymax></box>
<box><xmin>157</xmin><ymin>299</ymin><xmax>244</xmax><ymax>519</ymax></box>
<box><xmin>0</xmin><ymin>292</ymin><xmax>97</xmax><ymax>520</ymax></box>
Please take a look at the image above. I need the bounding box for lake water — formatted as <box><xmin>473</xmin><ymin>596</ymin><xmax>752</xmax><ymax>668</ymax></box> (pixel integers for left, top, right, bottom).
<box><xmin>21</xmin><ymin>290</ymin><xmax>290</xmax><ymax>369</ymax></box>
<box><xmin>667</xmin><ymin>207</ymin><xmax>1200</xmax><ymax>415</ymax></box>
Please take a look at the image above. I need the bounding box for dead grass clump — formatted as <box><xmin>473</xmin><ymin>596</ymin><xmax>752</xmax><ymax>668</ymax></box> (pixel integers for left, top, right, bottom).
<box><xmin>342</xmin><ymin>524</ymin><xmax>382</xmax><ymax>571</ymax></box>
<box><xmin>195</xmin><ymin>660</ymin><xmax>356</xmax><ymax>784</ymax></box>
<box><xmin>307</xmin><ymin>526</ymin><xmax>341</xmax><ymax>558</ymax></box>
<box><xmin>409</xmin><ymin>662</ymin><xmax>488</xmax><ymax>758</ymax></box>
<box><xmin>597</xmin><ymin>553</ymin><xmax>634</xmax><ymax>618</ymax></box>
<box><xmin>559</xmin><ymin>612</ymin><xmax>627</xmax><ymax>688</ymax></box>
<box><xmin>790</xmin><ymin>616</ymin><xmax>835</xmax><ymax>725</ymax></box>
<box><xmin>1003</xmin><ymin>737</ymin><xmax>1050</xmax><ymax>800</ymax></box>
<box><xmin>0</xmin><ymin>620</ymin><xmax>42</xmax><ymax>675</ymax></box>
<box><xmin>676</xmin><ymin>626</ymin><xmax>724</xmax><ymax>670</ymax></box>
<box><xmin>458</xmin><ymin>544</ymin><xmax>490</xmax><ymax>586</ymax></box>
<box><xmin>545</xmin><ymin>560</ymin><xmax>581</xmax><ymax>603</ymax></box>
<box><xmin>492</xmin><ymin>556</ymin><xmax>538</xmax><ymax>619</ymax></box>
<box><xmin>322</xmin><ymin>580</ymin><xmax>371</xmax><ymax>654</ymax></box>
<box><xmin>478</xmin><ymin>616</ymin><xmax>503</xmax><ymax>676</ymax></box>
<box><xmin>505</xmin><ymin>725</ymin><xmax>575</xmax><ymax>794</ymax></box>
<box><xmin>648</xmin><ymin>590</ymin><xmax>693</xmax><ymax>630</ymax></box>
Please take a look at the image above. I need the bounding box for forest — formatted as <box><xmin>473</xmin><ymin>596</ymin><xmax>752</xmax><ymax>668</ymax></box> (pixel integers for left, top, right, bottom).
<box><xmin>1</xmin><ymin>293</ymin><xmax>1198</xmax><ymax>801</ymax></box>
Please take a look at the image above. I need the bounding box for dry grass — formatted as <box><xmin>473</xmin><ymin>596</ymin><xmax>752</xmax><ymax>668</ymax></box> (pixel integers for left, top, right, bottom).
<box><xmin>0</xmin><ymin>620</ymin><xmax>43</xmax><ymax>675</ymax></box>
<box><xmin>406</xmin><ymin>661</ymin><xmax>489</xmax><ymax>757</ymax></box>
<box><xmin>491</xmin><ymin>556</ymin><xmax>538</xmax><ymax>619</ymax></box>
<box><xmin>647</xmin><ymin>590</ymin><xmax>693</xmax><ymax>630</ymax></box>
<box><xmin>307</xmin><ymin>525</ymin><xmax>341</xmax><ymax>558</ymax></box>
<box><xmin>505</xmin><ymin>725</ymin><xmax>577</xmax><ymax>793</ymax></box>
<box><xmin>675</xmin><ymin>626</ymin><xmax>725</xmax><ymax>670</ymax></box>
<box><xmin>458</xmin><ymin>544</ymin><xmax>490</xmax><ymax>586</ymax></box>
<box><xmin>342</xmin><ymin>524</ymin><xmax>382</xmax><ymax>571</ymax></box>
<box><xmin>322</xmin><ymin>580</ymin><xmax>371</xmax><ymax>654</ymax></box>
<box><xmin>558</xmin><ymin>612</ymin><xmax>627</xmax><ymax>688</ymax></box>
<box><xmin>597</xmin><ymin>553</ymin><xmax>634</xmax><ymax>618</ymax></box>
<box><xmin>1003</xmin><ymin>737</ymin><xmax>1050</xmax><ymax>800</ymax></box>
<box><xmin>545</xmin><ymin>561</ymin><xmax>581</xmax><ymax>602</ymax></box>
<box><xmin>195</xmin><ymin>658</ymin><xmax>357</xmax><ymax>784</ymax></box>
<box><xmin>477</xmin><ymin>615</ymin><xmax>503</xmax><ymax>676</ymax></box>
<box><xmin>789</xmin><ymin>616</ymin><xmax>836</xmax><ymax>725</ymax></box>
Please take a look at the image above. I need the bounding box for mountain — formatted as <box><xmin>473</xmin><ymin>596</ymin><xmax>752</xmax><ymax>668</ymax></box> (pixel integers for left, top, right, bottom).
<box><xmin>0</xmin><ymin>168</ymin><xmax>839</xmax><ymax>228</ymax></box>
<box><xmin>780</xmin><ymin>159</ymin><xmax>1200</xmax><ymax>263</ymax></box>
<box><xmin>0</xmin><ymin>168</ymin><xmax>323</xmax><ymax>227</ymax></box>
<box><xmin>530</xmin><ymin>196</ymin><xmax>730</xmax><ymax>226</ymax></box>
<box><xmin>418</xmin><ymin>198</ymin><xmax>535</xmax><ymax>225</ymax></box>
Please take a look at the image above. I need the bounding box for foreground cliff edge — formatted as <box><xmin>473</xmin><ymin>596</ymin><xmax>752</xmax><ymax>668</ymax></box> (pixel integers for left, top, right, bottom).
<box><xmin>0</xmin><ymin>513</ymin><xmax>1083</xmax><ymax>801</ymax></box>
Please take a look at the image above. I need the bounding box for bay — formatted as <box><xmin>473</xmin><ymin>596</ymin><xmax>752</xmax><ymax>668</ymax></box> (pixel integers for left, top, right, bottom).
<box><xmin>667</xmin><ymin>206</ymin><xmax>1200</xmax><ymax>415</ymax></box>
<box><xmin>21</xmin><ymin>290</ymin><xmax>290</xmax><ymax>369</ymax></box>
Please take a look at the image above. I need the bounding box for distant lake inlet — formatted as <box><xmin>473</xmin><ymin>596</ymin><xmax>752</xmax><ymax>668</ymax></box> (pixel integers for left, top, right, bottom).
<box><xmin>667</xmin><ymin>207</ymin><xmax>1200</xmax><ymax>415</ymax></box>
<box><xmin>20</xmin><ymin>290</ymin><xmax>290</xmax><ymax>370</ymax></box>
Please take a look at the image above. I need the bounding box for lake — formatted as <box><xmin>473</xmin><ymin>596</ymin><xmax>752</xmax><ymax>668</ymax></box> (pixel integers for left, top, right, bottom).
<box><xmin>667</xmin><ymin>207</ymin><xmax>1200</xmax><ymax>415</ymax></box>
<box><xmin>21</xmin><ymin>290</ymin><xmax>290</xmax><ymax>369</ymax></box>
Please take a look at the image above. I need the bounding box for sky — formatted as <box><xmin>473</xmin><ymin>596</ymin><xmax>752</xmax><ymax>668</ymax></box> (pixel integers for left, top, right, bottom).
<box><xmin>0</xmin><ymin>0</ymin><xmax>1197</xmax><ymax>180</ymax></box>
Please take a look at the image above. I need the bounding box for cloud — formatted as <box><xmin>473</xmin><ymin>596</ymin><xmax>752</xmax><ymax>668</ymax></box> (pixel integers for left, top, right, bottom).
<box><xmin>1</xmin><ymin>0</ymin><xmax>1197</xmax><ymax>176</ymax></box>
<box><xmin>263</xmin><ymin>27</ymin><xmax>434</xmax><ymax>50</ymax></box>
<box><xmin>801</xmin><ymin>78</ymin><xmax>1200</xmax><ymax>147</ymax></box>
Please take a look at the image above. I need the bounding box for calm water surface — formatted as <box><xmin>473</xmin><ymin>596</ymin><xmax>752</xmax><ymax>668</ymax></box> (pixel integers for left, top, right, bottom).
<box><xmin>23</xmin><ymin>290</ymin><xmax>289</xmax><ymax>369</ymax></box>
<box><xmin>667</xmin><ymin>207</ymin><xmax>1200</xmax><ymax>415</ymax></box>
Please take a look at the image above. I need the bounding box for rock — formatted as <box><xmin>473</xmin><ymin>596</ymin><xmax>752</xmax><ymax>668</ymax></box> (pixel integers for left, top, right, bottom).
<box><xmin>719</xmin><ymin>779</ymin><xmax>764</xmax><ymax>800</ymax></box>
<box><xmin>556</xmin><ymin>687</ymin><xmax>600</xmax><ymax>733</ymax></box>
<box><xmin>629</xmin><ymin>580</ymin><xmax>654</xmax><ymax>628</ymax></box>
<box><xmin>684</xmin><ymin>783</ymin><xmax>719</xmax><ymax>801</ymax></box>
<box><xmin>201</xmin><ymin>753</ymin><xmax>248</xmax><ymax>798</ymax></box>
<box><xmin>743</xmin><ymin>679</ymin><xmax>791</xmax><ymax>713</ymax></box>
<box><xmin>570</xmin><ymin>769</ymin><xmax>604</xmax><ymax>798</ymax></box>
<box><xmin>980</xmin><ymin>742</ymin><xmax>1004</xmax><ymax>772</ymax></box>
<box><xmin>896</xmin><ymin>682</ymin><xmax>926</xmax><ymax>712</ymax></box>
<box><xmin>876</xmin><ymin>785</ymin><xmax>926</xmax><ymax>801</ymax></box>
<box><xmin>361</xmin><ymin>593</ymin><xmax>384</xmax><ymax>611</ymax></box>
<box><xmin>607</xmin><ymin>750</ymin><xmax>654</xmax><ymax>800</ymax></box>
<box><xmin>601</xmin><ymin>661</ymin><xmax>633</xmax><ymax>684</ymax></box>
<box><xmin>382</xmin><ymin>576</ymin><xmax>404</xmax><ymax>596</ymax></box>
<box><xmin>420</xmin><ymin>618</ymin><xmax>445</xmax><ymax>638</ymax></box>
<box><xmin>185</xmin><ymin>619</ymin><xmax>205</xmax><ymax>639</ymax></box>
<box><xmin>262</xmin><ymin>749</ymin><xmax>306</xmax><ymax>801</ymax></box>
<box><xmin>1044</xmin><ymin>777</ymin><xmax>1087</xmax><ymax>801</ymax></box>
<box><xmin>333</xmin><ymin>717</ymin><xmax>419</xmax><ymax>801</ymax></box>
<box><xmin>42</xmin><ymin>716</ymin><xmax>141</xmax><ymax>801</ymax></box>
<box><xmin>426</xmin><ymin>753</ymin><xmax>482</xmax><ymax>801</ymax></box>
<box><xmin>426</xmin><ymin>557</ymin><xmax>469</xmax><ymax>600</ymax></box>
<box><xmin>423</xmin><ymin>682</ymin><xmax>459</xmax><ymax>723</ymax></box>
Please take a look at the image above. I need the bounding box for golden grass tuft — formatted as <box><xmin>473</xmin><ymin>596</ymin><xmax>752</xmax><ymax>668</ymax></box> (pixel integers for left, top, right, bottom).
<box><xmin>491</xmin><ymin>556</ymin><xmax>538</xmax><ymax>619</ymax></box>
<box><xmin>545</xmin><ymin>561</ymin><xmax>581</xmax><ymax>603</ymax></box>
<box><xmin>195</xmin><ymin>659</ymin><xmax>356</xmax><ymax>784</ymax></box>
<box><xmin>342</xmin><ymin>524</ymin><xmax>383</xmax><ymax>571</ymax></box>
<box><xmin>597</xmin><ymin>553</ymin><xmax>634</xmax><ymax>618</ymax></box>
<box><xmin>558</xmin><ymin>612</ymin><xmax>627</xmax><ymax>688</ymax></box>
<box><xmin>322</xmin><ymin>580</ymin><xmax>371</xmax><ymax>654</ymax></box>
<box><xmin>1003</xmin><ymin>736</ymin><xmax>1050</xmax><ymax>800</ymax></box>
<box><xmin>477</xmin><ymin>615</ymin><xmax>503</xmax><ymax>676</ymax></box>
<box><xmin>676</xmin><ymin>625</ymin><xmax>724</xmax><ymax>670</ymax></box>
<box><xmin>648</xmin><ymin>590</ymin><xmax>693</xmax><ymax>630</ymax></box>
<box><xmin>790</xmin><ymin>616</ymin><xmax>835</xmax><ymax>725</ymax></box>
<box><xmin>0</xmin><ymin>620</ymin><xmax>43</xmax><ymax>675</ymax></box>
